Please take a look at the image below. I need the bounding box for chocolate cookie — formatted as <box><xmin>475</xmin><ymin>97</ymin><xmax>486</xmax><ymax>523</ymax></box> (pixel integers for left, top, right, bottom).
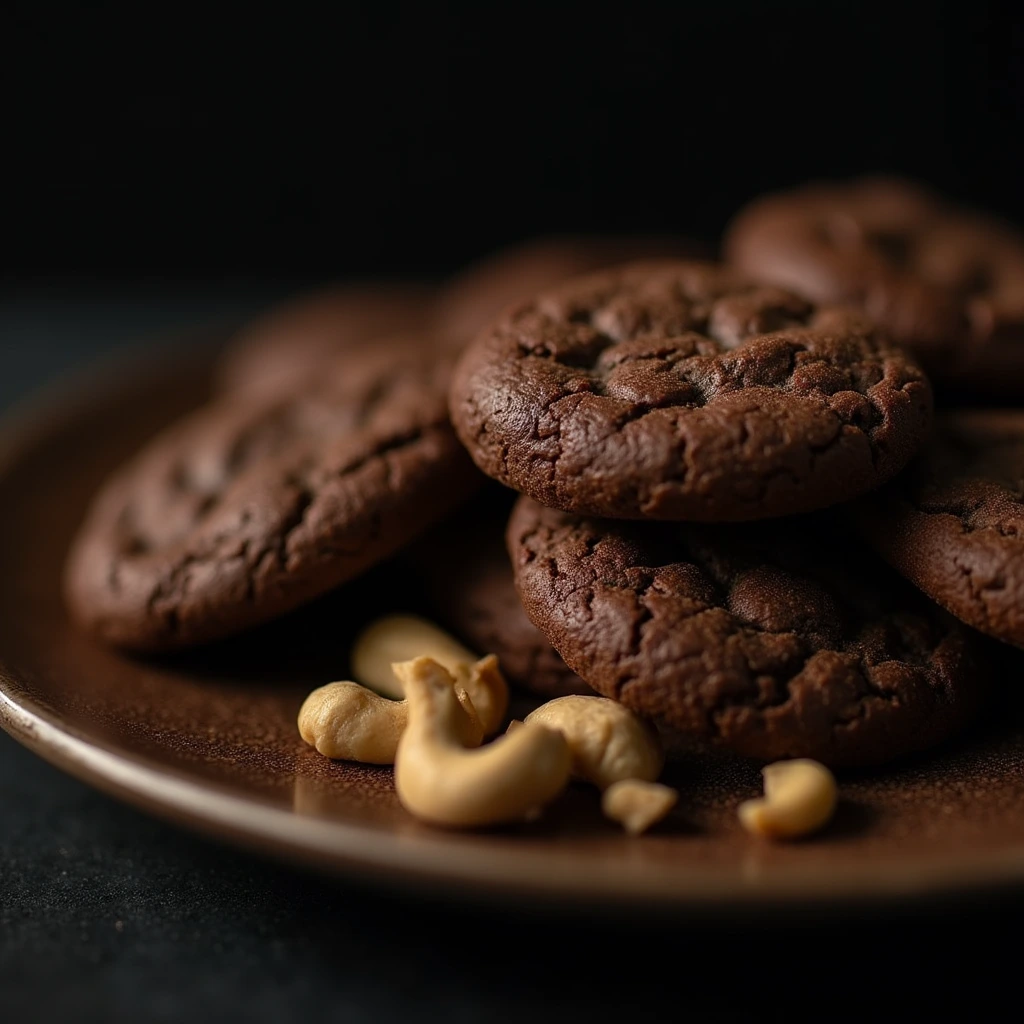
<box><xmin>450</xmin><ymin>261</ymin><xmax>932</xmax><ymax>521</ymax></box>
<box><xmin>856</xmin><ymin>411</ymin><xmax>1024</xmax><ymax>647</ymax></box>
<box><xmin>508</xmin><ymin>497</ymin><xmax>984</xmax><ymax>768</ymax></box>
<box><xmin>65</xmin><ymin>343</ymin><xmax>480</xmax><ymax>651</ymax></box>
<box><xmin>435</xmin><ymin>234</ymin><xmax>703</xmax><ymax>346</ymax></box>
<box><xmin>725</xmin><ymin>177</ymin><xmax>1024</xmax><ymax>395</ymax></box>
<box><xmin>410</xmin><ymin>493</ymin><xmax>592</xmax><ymax>699</ymax></box>
<box><xmin>218</xmin><ymin>283</ymin><xmax>433</xmax><ymax>395</ymax></box>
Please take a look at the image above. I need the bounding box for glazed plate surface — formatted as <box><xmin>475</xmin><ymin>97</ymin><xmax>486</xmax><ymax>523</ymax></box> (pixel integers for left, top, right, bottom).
<box><xmin>3</xmin><ymin>339</ymin><xmax>1024</xmax><ymax>911</ymax></box>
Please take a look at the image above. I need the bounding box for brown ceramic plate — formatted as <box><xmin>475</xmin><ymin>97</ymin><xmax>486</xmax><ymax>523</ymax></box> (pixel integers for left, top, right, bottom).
<box><xmin>3</xmin><ymin>334</ymin><xmax>1024</xmax><ymax>912</ymax></box>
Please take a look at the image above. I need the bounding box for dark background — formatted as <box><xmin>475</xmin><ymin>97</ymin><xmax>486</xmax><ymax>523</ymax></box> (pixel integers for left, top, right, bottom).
<box><xmin>5</xmin><ymin>0</ymin><xmax>1024</xmax><ymax>283</ymax></box>
<box><xmin>4</xmin><ymin>4</ymin><xmax>1024</xmax><ymax>1020</ymax></box>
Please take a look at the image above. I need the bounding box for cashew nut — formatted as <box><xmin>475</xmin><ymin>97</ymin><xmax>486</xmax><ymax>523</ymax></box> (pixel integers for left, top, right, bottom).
<box><xmin>602</xmin><ymin>780</ymin><xmax>678</xmax><ymax>836</ymax></box>
<box><xmin>393</xmin><ymin>657</ymin><xmax>572</xmax><ymax>827</ymax></box>
<box><xmin>297</xmin><ymin>679</ymin><xmax>482</xmax><ymax>764</ymax></box>
<box><xmin>524</xmin><ymin>695</ymin><xmax>664</xmax><ymax>789</ymax></box>
<box><xmin>351</xmin><ymin>614</ymin><xmax>508</xmax><ymax>735</ymax></box>
<box><xmin>522</xmin><ymin>696</ymin><xmax>675</xmax><ymax>834</ymax></box>
<box><xmin>738</xmin><ymin>759</ymin><xmax>837</xmax><ymax>840</ymax></box>
<box><xmin>352</xmin><ymin>614</ymin><xmax>476</xmax><ymax>697</ymax></box>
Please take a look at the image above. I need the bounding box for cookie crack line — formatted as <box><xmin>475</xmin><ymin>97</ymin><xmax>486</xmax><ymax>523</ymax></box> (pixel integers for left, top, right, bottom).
<box><xmin>450</xmin><ymin>261</ymin><xmax>932</xmax><ymax>521</ymax></box>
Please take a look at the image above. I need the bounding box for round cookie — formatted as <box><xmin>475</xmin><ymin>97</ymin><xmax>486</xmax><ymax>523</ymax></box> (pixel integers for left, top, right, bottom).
<box><xmin>450</xmin><ymin>260</ymin><xmax>932</xmax><ymax>521</ymax></box>
<box><xmin>507</xmin><ymin>496</ymin><xmax>984</xmax><ymax>768</ymax></box>
<box><xmin>855</xmin><ymin>411</ymin><xmax>1024</xmax><ymax>647</ymax></box>
<box><xmin>435</xmin><ymin>234</ymin><xmax>703</xmax><ymax>346</ymax></box>
<box><xmin>65</xmin><ymin>342</ymin><xmax>480</xmax><ymax>652</ymax></box>
<box><xmin>218</xmin><ymin>282</ymin><xmax>433</xmax><ymax>395</ymax></box>
<box><xmin>409</xmin><ymin>493</ymin><xmax>592</xmax><ymax>699</ymax></box>
<box><xmin>725</xmin><ymin>177</ymin><xmax>1024</xmax><ymax>395</ymax></box>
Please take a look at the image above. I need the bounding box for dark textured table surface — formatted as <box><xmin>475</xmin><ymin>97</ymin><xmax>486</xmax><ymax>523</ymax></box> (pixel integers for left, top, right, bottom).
<box><xmin>0</xmin><ymin>289</ymin><xmax>1018</xmax><ymax>1022</ymax></box>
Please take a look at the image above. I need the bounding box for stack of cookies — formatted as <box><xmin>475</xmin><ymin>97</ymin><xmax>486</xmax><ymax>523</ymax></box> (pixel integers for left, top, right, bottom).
<box><xmin>64</xmin><ymin>180</ymin><xmax>1024</xmax><ymax>773</ymax></box>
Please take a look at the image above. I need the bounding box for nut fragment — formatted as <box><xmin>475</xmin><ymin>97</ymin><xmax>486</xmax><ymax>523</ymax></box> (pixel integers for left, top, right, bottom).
<box><xmin>602</xmin><ymin>780</ymin><xmax>678</xmax><ymax>835</ymax></box>
<box><xmin>451</xmin><ymin>654</ymin><xmax>509</xmax><ymax>738</ymax></box>
<box><xmin>393</xmin><ymin>656</ymin><xmax>572</xmax><ymax>827</ymax></box>
<box><xmin>351</xmin><ymin>614</ymin><xmax>508</xmax><ymax>734</ymax></box>
<box><xmin>298</xmin><ymin>679</ymin><xmax>482</xmax><ymax>764</ymax></box>
<box><xmin>738</xmin><ymin>759</ymin><xmax>838</xmax><ymax>840</ymax></box>
<box><xmin>524</xmin><ymin>695</ymin><xmax>664</xmax><ymax>789</ymax></box>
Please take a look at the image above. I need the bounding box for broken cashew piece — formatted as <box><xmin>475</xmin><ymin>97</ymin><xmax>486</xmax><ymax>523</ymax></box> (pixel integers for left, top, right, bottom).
<box><xmin>450</xmin><ymin>654</ymin><xmax>508</xmax><ymax>737</ymax></box>
<box><xmin>524</xmin><ymin>696</ymin><xmax>675</xmax><ymax>834</ymax></box>
<box><xmin>738</xmin><ymin>759</ymin><xmax>837</xmax><ymax>840</ymax></box>
<box><xmin>351</xmin><ymin>614</ymin><xmax>509</xmax><ymax>735</ymax></box>
<box><xmin>602</xmin><ymin>780</ymin><xmax>678</xmax><ymax>836</ymax></box>
<box><xmin>524</xmin><ymin>696</ymin><xmax>664</xmax><ymax>788</ymax></box>
<box><xmin>393</xmin><ymin>657</ymin><xmax>572</xmax><ymax>828</ymax></box>
<box><xmin>298</xmin><ymin>680</ymin><xmax>482</xmax><ymax>764</ymax></box>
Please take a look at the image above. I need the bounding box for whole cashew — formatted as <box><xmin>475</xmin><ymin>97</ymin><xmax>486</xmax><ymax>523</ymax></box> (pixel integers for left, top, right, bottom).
<box><xmin>298</xmin><ymin>679</ymin><xmax>483</xmax><ymax>764</ymax></box>
<box><xmin>393</xmin><ymin>657</ymin><xmax>572</xmax><ymax>827</ymax></box>
<box><xmin>524</xmin><ymin>695</ymin><xmax>664</xmax><ymax>789</ymax></box>
<box><xmin>738</xmin><ymin>759</ymin><xmax>837</xmax><ymax>840</ymax></box>
<box><xmin>351</xmin><ymin>614</ymin><xmax>508</xmax><ymax>735</ymax></box>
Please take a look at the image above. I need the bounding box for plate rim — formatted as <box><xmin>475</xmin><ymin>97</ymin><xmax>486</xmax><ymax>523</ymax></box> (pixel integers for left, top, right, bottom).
<box><xmin>8</xmin><ymin>677</ymin><xmax>1024</xmax><ymax>911</ymax></box>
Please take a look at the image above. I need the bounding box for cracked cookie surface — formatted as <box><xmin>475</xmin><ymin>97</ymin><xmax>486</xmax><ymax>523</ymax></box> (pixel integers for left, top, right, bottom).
<box><xmin>725</xmin><ymin>177</ymin><xmax>1024</xmax><ymax>396</ymax></box>
<box><xmin>449</xmin><ymin>261</ymin><xmax>932</xmax><ymax>521</ymax></box>
<box><xmin>65</xmin><ymin>343</ymin><xmax>480</xmax><ymax>651</ymax></box>
<box><xmin>508</xmin><ymin>496</ymin><xmax>983</xmax><ymax>767</ymax></box>
<box><xmin>856</xmin><ymin>411</ymin><xmax>1024</xmax><ymax>647</ymax></box>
